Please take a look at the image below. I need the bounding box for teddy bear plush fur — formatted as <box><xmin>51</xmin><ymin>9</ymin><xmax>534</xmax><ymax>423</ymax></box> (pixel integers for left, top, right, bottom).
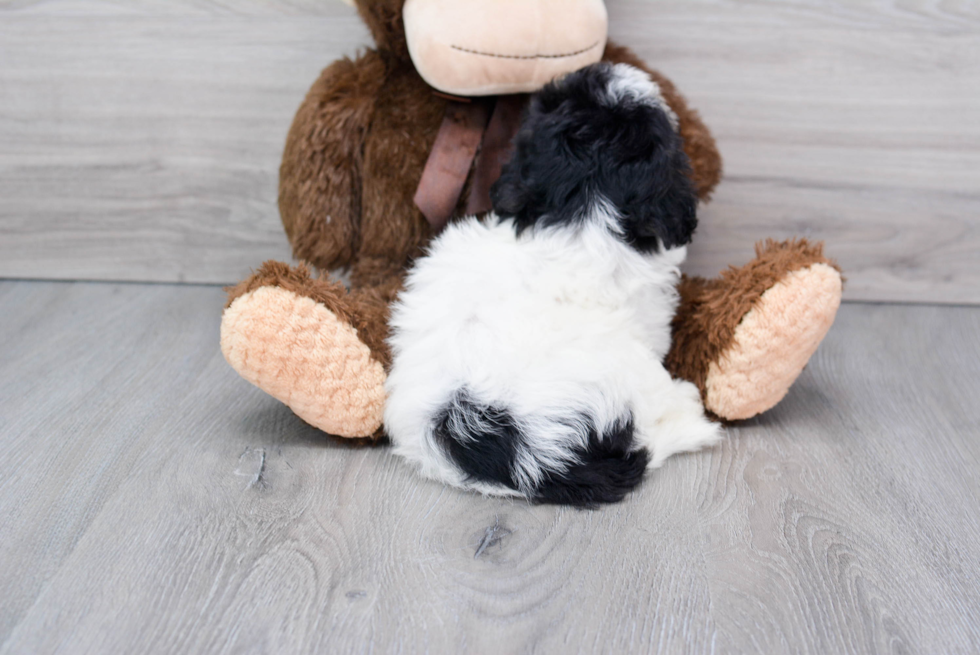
<box><xmin>220</xmin><ymin>0</ymin><xmax>843</xmax><ymax>439</ymax></box>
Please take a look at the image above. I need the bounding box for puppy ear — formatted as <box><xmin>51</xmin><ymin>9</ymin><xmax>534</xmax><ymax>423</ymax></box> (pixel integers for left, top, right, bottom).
<box><xmin>490</xmin><ymin>162</ymin><xmax>530</xmax><ymax>222</ymax></box>
<box><xmin>617</xmin><ymin>145</ymin><xmax>699</xmax><ymax>251</ymax></box>
<box><xmin>643</xmin><ymin>157</ymin><xmax>699</xmax><ymax>249</ymax></box>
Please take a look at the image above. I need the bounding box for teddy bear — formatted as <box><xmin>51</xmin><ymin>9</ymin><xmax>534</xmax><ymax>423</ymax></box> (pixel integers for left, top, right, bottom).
<box><xmin>220</xmin><ymin>0</ymin><xmax>843</xmax><ymax>440</ymax></box>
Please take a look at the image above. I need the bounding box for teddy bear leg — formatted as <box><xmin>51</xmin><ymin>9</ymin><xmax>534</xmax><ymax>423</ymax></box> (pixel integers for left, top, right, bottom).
<box><xmin>666</xmin><ymin>240</ymin><xmax>843</xmax><ymax>421</ymax></box>
<box><xmin>220</xmin><ymin>261</ymin><xmax>390</xmax><ymax>439</ymax></box>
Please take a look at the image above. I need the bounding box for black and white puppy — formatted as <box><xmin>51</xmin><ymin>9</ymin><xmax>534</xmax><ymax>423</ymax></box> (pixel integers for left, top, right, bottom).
<box><xmin>384</xmin><ymin>63</ymin><xmax>721</xmax><ymax>507</ymax></box>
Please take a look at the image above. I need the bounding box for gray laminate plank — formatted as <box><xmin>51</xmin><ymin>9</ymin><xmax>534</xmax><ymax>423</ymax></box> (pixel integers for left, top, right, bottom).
<box><xmin>1</xmin><ymin>1</ymin><xmax>978</xmax><ymax>304</ymax></box>
<box><xmin>0</xmin><ymin>281</ymin><xmax>226</xmax><ymax>642</ymax></box>
<box><xmin>1</xmin><ymin>281</ymin><xmax>979</xmax><ymax>653</ymax></box>
<box><xmin>694</xmin><ymin>304</ymin><xmax>980</xmax><ymax>653</ymax></box>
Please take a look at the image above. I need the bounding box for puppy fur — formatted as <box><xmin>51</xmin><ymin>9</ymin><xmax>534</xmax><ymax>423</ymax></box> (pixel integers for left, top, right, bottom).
<box><xmin>384</xmin><ymin>63</ymin><xmax>721</xmax><ymax>507</ymax></box>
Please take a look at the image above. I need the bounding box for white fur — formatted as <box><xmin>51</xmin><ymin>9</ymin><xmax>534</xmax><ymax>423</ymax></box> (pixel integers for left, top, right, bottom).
<box><xmin>384</xmin><ymin>208</ymin><xmax>722</xmax><ymax>497</ymax></box>
<box><xmin>605</xmin><ymin>63</ymin><xmax>679</xmax><ymax>130</ymax></box>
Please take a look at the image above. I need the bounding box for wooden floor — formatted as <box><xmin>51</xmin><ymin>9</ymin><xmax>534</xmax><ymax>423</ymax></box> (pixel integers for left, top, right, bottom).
<box><xmin>1</xmin><ymin>279</ymin><xmax>978</xmax><ymax>654</ymax></box>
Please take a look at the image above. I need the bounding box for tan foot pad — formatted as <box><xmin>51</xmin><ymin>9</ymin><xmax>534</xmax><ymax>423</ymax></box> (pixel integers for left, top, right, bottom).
<box><xmin>705</xmin><ymin>264</ymin><xmax>843</xmax><ymax>421</ymax></box>
<box><xmin>220</xmin><ymin>286</ymin><xmax>386</xmax><ymax>438</ymax></box>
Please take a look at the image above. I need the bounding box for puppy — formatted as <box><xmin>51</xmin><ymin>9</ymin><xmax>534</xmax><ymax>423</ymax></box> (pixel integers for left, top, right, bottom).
<box><xmin>384</xmin><ymin>63</ymin><xmax>721</xmax><ymax>507</ymax></box>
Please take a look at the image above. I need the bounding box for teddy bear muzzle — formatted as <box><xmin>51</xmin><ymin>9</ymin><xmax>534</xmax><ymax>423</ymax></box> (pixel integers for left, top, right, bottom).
<box><xmin>403</xmin><ymin>0</ymin><xmax>608</xmax><ymax>96</ymax></box>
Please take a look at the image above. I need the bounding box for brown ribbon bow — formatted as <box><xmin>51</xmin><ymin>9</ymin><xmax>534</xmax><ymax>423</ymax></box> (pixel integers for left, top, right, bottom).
<box><xmin>414</xmin><ymin>94</ymin><xmax>529</xmax><ymax>233</ymax></box>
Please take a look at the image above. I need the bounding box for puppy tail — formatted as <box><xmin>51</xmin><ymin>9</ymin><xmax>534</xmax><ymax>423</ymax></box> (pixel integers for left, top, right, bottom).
<box><xmin>434</xmin><ymin>392</ymin><xmax>649</xmax><ymax>508</ymax></box>
<box><xmin>533</xmin><ymin>417</ymin><xmax>650</xmax><ymax>508</ymax></box>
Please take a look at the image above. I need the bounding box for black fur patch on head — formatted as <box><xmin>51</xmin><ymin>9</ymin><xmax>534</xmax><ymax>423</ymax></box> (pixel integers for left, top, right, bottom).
<box><xmin>533</xmin><ymin>416</ymin><xmax>650</xmax><ymax>509</ymax></box>
<box><xmin>490</xmin><ymin>62</ymin><xmax>698</xmax><ymax>252</ymax></box>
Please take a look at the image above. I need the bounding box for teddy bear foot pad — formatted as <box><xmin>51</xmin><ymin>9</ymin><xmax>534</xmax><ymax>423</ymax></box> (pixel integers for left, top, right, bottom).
<box><xmin>220</xmin><ymin>286</ymin><xmax>386</xmax><ymax>437</ymax></box>
<box><xmin>704</xmin><ymin>262</ymin><xmax>842</xmax><ymax>421</ymax></box>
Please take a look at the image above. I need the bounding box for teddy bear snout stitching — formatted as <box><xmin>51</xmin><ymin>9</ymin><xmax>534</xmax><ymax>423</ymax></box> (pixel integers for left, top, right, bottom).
<box><xmin>449</xmin><ymin>41</ymin><xmax>602</xmax><ymax>60</ymax></box>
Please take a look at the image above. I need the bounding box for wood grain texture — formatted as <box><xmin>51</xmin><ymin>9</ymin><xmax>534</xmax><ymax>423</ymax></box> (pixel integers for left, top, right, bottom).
<box><xmin>0</xmin><ymin>1</ymin><xmax>367</xmax><ymax>284</ymax></box>
<box><xmin>0</xmin><ymin>1</ymin><xmax>978</xmax><ymax>303</ymax></box>
<box><xmin>0</xmin><ymin>280</ymin><xmax>978</xmax><ymax>653</ymax></box>
<box><xmin>608</xmin><ymin>1</ymin><xmax>980</xmax><ymax>305</ymax></box>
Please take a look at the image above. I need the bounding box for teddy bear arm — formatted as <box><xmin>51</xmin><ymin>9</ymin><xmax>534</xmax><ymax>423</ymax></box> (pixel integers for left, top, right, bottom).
<box><xmin>602</xmin><ymin>42</ymin><xmax>722</xmax><ymax>201</ymax></box>
<box><xmin>279</xmin><ymin>50</ymin><xmax>387</xmax><ymax>273</ymax></box>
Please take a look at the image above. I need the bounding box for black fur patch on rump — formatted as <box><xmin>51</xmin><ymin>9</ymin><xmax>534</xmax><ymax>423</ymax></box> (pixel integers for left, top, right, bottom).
<box><xmin>434</xmin><ymin>391</ymin><xmax>649</xmax><ymax>508</ymax></box>
<box><xmin>533</xmin><ymin>416</ymin><xmax>650</xmax><ymax>509</ymax></box>
<box><xmin>433</xmin><ymin>393</ymin><xmax>523</xmax><ymax>491</ymax></box>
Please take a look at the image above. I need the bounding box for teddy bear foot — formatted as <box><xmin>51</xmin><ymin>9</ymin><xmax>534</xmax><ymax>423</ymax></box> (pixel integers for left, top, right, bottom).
<box><xmin>703</xmin><ymin>246</ymin><xmax>843</xmax><ymax>421</ymax></box>
<box><xmin>220</xmin><ymin>264</ymin><xmax>386</xmax><ymax>438</ymax></box>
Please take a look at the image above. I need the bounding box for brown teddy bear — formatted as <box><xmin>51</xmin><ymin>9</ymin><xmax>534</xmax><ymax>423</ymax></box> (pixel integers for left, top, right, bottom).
<box><xmin>220</xmin><ymin>0</ymin><xmax>842</xmax><ymax>439</ymax></box>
